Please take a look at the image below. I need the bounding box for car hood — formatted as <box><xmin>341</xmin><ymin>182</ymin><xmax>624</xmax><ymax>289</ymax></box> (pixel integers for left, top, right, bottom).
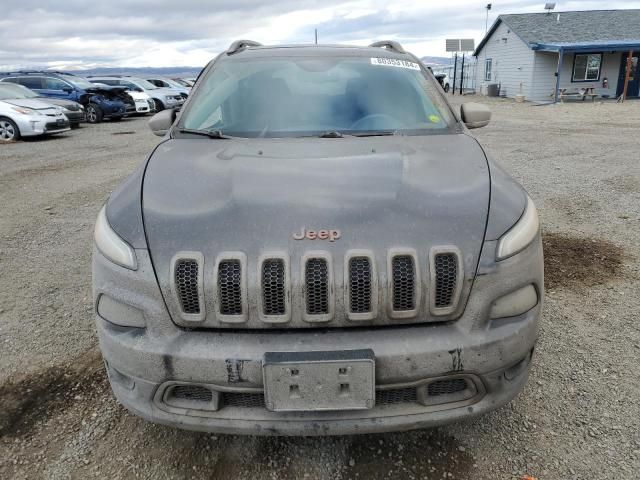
<box><xmin>36</xmin><ymin>97</ymin><xmax>83</xmax><ymax>110</ymax></box>
<box><xmin>142</xmin><ymin>134</ymin><xmax>490</xmax><ymax>324</ymax></box>
<box><xmin>1</xmin><ymin>98</ymin><xmax>60</xmax><ymax>111</ymax></box>
<box><xmin>85</xmin><ymin>86</ymin><xmax>128</xmax><ymax>95</ymax></box>
<box><xmin>148</xmin><ymin>87</ymin><xmax>182</xmax><ymax>97</ymax></box>
<box><xmin>126</xmin><ymin>90</ymin><xmax>150</xmax><ymax>100</ymax></box>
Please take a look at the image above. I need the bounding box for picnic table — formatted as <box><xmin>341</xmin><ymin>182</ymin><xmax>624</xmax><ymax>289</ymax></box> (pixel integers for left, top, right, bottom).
<box><xmin>554</xmin><ymin>87</ymin><xmax>598</xmax><ymax>102</ymax></box>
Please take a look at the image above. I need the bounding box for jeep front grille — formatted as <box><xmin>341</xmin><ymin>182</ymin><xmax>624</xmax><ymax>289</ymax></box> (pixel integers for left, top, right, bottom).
<box><xmin>434</xmin><ymin>253</ymin><xmax>458</xmax><ymax>308</ymax></box>
<box><xmin>262</xmin><ymin>259</ymin><xmax>286</xmax><ymax>316</ymax></box>
<box><xmin>349</xmin><ymin>257</ymin><xmax>372</xmax><ymax>313</ymax></box>
<box><xmin>218</xmin><ymin>260</ymin><xmax>243</xmax><ymax>315</ymax></box>
<box><xmin>175</xmin><ymin>259</ymin><xmax>200</xmax><ymax>314</ymax></box>
<box><xmin>305</xmin><ymin>258</ymin><xmax>329</xmax><ymax>315</ymax></box>
<box><xmin>391</xmin><ymin>255</ymin><xmax>416</xmax><ymax>311</ymax></box>
<box><xmin>169</xmin><ymin>247</ymin><xmax>463</xmax><ymax>328</ymax></box>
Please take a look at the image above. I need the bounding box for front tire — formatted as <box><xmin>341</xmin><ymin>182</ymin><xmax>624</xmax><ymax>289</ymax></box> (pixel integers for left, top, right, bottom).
<box><xmin>153</xmin><ymin>99</ymin><xmax>165</xmax><ymax>112</ymax></box>
<box><xmin>444</xmin><ymin>83</ymin><xmax>450</xmax><ymax>93</ymax></box>
<box><xmin>86</xmin><ymin>104</ymin><xmax>104</xmax><ymax>124</ymax></box>
<box><xmin>0</xmin><ymin>117</ymin><xmax>20</xmax><ymax>142</ymax></box>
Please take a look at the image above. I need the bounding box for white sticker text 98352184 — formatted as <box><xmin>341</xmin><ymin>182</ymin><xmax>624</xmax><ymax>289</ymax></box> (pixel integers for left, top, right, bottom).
<box><xmin>370</xmin><ymin>57</ymin><xmax>421</xmax><ymax>70</ymax></box>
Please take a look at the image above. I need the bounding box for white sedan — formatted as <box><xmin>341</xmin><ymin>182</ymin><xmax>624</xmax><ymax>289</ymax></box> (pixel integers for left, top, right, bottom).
<box><xmin>0</xmin><ymin>94</ymin><xmax>70</xmax><ymax>142</ymax></box>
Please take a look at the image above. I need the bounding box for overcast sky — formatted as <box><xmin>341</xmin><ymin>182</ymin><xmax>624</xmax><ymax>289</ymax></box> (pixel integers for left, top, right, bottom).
<box><xmin>1</xmin><ymin>0</ymin><xmax>639</xmax><ymax>70</ymax></box>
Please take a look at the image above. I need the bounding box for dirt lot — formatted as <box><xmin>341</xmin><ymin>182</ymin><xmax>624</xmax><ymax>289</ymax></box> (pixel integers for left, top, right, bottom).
<box><xmin>1</xmin><ymin>97</ymin><xmax>639</xmax><ymax>480</ymax></box>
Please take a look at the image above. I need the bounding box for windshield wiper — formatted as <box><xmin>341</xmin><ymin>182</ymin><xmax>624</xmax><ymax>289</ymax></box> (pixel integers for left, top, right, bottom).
<box><xmin>352</xmin><ymin>131</ymin><xmax>397</xmax><ymax>137</ymax></box>
<box><xmin>178</xmin><ymin>128</ymin><xmax>233</xmax><ymax>139</ymax></box>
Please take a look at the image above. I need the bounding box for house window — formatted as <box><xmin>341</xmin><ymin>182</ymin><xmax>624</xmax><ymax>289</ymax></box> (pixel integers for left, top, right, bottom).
<box><xmin>572</xmin><ymin>53</ymin><xmax>602</xmax><ymax>81</ymax></box>
<box><xmin>485</xmin><ymin>59</ymin><xmax>492</xmax><ymax>81</ymax></box>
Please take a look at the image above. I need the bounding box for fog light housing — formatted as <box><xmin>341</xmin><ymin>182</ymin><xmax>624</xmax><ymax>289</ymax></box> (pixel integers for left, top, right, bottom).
<box><xmin>97</xmin><ymin>294</ymin><xmax>146</xmax><ymax>328</ymax></box>
<box><xmin>490</xmin><ymin>284</ymin><xmax>538</xmax><ymax>319</ymax></box>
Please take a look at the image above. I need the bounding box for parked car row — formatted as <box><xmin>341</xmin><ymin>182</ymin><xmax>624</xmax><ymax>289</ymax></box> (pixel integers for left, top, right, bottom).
<box><xmin>0</xmin><ymin>71</ymin><xmax>192</xmax><ymax>142</ymax></box>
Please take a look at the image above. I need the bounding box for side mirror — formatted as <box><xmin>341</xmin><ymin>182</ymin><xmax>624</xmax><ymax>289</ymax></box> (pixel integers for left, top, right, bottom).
<box><xmin>62</xmin><ymin>87</ymin><xmax>73</xmax><ymax>93</ymax></box>
<box><xmin>460</xmin><ymin>103</ymin><xmax>491</xmax><ymax>129</ymax></box>
<box><xmin>148</xmin><ymin>109</ymin><xmax>176</xmax><ymax>137</ymax></box>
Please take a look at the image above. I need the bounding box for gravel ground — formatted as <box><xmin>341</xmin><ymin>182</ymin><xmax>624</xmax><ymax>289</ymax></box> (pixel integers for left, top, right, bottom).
<box><xmin>1</xmin><ymin>97</ymin><xmax>639</xmax><ymax>480</ymax></box>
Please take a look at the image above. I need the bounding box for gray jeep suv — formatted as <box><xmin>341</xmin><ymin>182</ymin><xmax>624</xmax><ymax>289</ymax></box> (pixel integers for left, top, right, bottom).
<box><xmin>93</xmin><ymin>40</ymin><xmax>543</xmax><ymax>435</ymax></box>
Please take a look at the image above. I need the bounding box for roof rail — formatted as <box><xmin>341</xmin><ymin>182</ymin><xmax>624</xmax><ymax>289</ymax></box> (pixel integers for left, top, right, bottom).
<box><xmin>227</xmin><ymin>40</ymin><xmax>262</xmax><ymax>55</ymax></box>
<box><xmin>369</xmin><ymin>40</ymin><xmax>406</xmax><ymax>54</ymax></box>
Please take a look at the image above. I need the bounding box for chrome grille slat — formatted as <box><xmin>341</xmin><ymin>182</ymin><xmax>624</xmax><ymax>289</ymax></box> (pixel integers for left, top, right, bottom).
<box><xmin>429</xmin><ymin>247</ymin><xmax>463</xmax><ymax>316</ymax></box>
<box><xmin>218</xmin><ymin>260</ymin><xmax>243</xmax><ymax>315</ymax></box>
<box><xmin>434</xmin><ymin>253</ymin><xmax>458</xmax><ymax>308</ymax></box>
<box><xmin>305</xmin><ymin>258</ymin><xmax>329</xmax><ymax>315</ymax></box>
<box><xmin>175</xmin><ymin>260</ymin><xmax>200</xmax><ymax>314</ymax></box>
<box><xmin>262</xmin><ymin>259</ymin><xmax>286</xmax><ymax>316</ymax></box>
<box><xmin>391</xmin><ymin>255</ymin><xmax>415</xmax><ymax>311</ymax></box>
<box><xmin>349</xmin><ymin>257</ymin><xmax>372</xmax><ymax>313</ymax></box>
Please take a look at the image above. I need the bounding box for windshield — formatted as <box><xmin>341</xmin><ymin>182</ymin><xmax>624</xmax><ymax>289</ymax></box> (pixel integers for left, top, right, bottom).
<box><xmin>0</xmin><ymin>84</ymin><xmax>38</xmax><ymax>99</ymax></box>
<box><xmin>164</xmin><ymin>78</ymin><xmax>184</xmax><ymax>88</ymax></box>
<box><xmin>130</xmin><ymin>78</ymin><xmax>159</xmax><ymax>90</ymax></box>
<box><xmin>61</xmin><ymin>75</ymin><xmax>98</xmax><ymax>90</ymax></box>
<box><xmin>179</xmin><ymin>56</ymin><xmax>455</xmax><ymax>138</ymax></box>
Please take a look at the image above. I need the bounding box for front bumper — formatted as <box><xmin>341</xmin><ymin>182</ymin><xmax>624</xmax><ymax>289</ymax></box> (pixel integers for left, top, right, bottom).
<box><xmin>93</xmin><ymin>236</ymin><xmax>543</xmax><ymax>436</ymax></box>
<box><xmin>102</xmin><ymin>103</ymin><xmax>126</xmax><ymax>118</ymax></box>
<box><xmin>16</xmin><ymin>115</ymin><xmax>70</xmax><ymax>136</ymax></box>
<box><xmin>134</xmin><ymin>100</ymin><xmax>151</xmax><ymax>113</ymax></box>
<box><xmin>63</xmin><ymin>111</ymin><xmax>85</xmax><ymax>124</ymax></box>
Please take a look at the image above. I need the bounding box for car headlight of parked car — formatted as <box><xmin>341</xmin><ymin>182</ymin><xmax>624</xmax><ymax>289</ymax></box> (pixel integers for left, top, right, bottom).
<box><xmin>94</xmin><ymin>205</ymin><xmax>137</xmax><ymax>270</ymax></box>
<box><xmin>11</xmin><ymin>106</ymin><xmax>43</xmax><ymax>116</ymax></box>
<box><xmin>496</xmin><ymin>195</ymin><xmax>539</xmax><ymax>260</ymax></box>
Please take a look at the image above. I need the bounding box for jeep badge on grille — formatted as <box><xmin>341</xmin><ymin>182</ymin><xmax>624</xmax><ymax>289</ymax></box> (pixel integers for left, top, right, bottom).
<box><xmin>293</xmin><ymin>227</ymin><xmax>341</xmax><ymax>242</ymax></box>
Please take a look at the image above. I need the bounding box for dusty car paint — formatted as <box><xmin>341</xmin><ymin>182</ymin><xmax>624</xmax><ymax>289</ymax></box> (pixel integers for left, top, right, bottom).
<box><xmin>93</xmin><ymin>43</ymin><xmax>543</xmax><ymax>435</ymax></box>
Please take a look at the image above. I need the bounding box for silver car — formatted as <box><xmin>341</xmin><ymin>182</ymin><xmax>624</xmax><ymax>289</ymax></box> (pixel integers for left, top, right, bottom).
<box><xmin>87</xmin><ymin>76</ymin><xmax>185</xmax><ymax>111</ymax></box>
<box><xmin>93</xmin><ymin>40</ymin><xmax>543</xmax><ymax>435</ymax></box>
<box><xmin>0</xmin><ymin>91</ymin><xmax>70</xmax><ymax>142</ymax></box>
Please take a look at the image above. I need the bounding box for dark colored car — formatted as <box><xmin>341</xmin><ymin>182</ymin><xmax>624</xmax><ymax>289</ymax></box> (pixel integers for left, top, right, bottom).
<box><xmin>0</xmin><ymin>83</ymin><xmax>85</xmax><ymax>127</ymax></box>
<box><xmin>0</xmin><ymin>71</ymin><xmax>130</xmax><ymax>123</ymax></box>
<box><xmin>93</xmin><ymin>40</ymin><xmax>543</xmax><ymax>436</ymax></box>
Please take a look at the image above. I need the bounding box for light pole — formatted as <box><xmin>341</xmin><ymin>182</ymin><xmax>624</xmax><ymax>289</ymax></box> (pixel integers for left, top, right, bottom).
<box><xmin>485</xmin><ymin>3</ymin><xmax>492</xmax><ymax>33</ymax></box>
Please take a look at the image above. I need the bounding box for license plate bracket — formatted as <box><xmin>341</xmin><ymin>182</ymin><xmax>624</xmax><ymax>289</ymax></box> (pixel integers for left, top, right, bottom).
<box><xmin>263</xmin><ymin>350</ymin><xmax>375</xmax><ymax>412</ymax></box>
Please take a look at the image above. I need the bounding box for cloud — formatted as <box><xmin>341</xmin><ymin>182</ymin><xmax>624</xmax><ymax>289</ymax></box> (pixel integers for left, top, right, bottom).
<box><xmin>1</xmin><ymin>0</ymin><xmax>639</xmax><ymax>69</ymax></box>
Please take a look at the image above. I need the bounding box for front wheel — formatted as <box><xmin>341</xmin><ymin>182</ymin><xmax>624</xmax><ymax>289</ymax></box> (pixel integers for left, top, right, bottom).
<box><xmin>0</xmin><ymin>117</ymin><xmax>20</xmax><ymax>142</ymax></box>
<box><xmin>152</xmin><ymin>99</ymin><xmax>165</xmax><ymax>112</ymax></box>
<box><xmin>444</xmin><ymin>83</ymin><xmax>450</xmax><ymax>93</ymax></box>
<box><xmin>86</xmin><ymin>104</ymin><xmax>104</xmax><ymax>124</ymax></box>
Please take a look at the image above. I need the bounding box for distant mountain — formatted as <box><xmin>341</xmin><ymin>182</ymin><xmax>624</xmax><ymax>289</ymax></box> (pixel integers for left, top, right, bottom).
<box><xmin>65</xmin><ymin>66</ymin><xmax>204</xmax><ymax>77</ymax></box>
<box><xmin>0</xmin><ymin>66</ymin><xmax>204</xmax><ymax>77</ymax></box>
<box><xmin>420</xmin><ymin>56</ymin><xmax>454</xmax><ymax>66</ymax></box>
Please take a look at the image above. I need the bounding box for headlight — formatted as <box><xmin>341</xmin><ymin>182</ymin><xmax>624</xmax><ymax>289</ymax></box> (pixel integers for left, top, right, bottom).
<box><xmin>496</xmin><ymin>195</ymin><xmax>539</xmax><ymax>260</ymax></box>
<box><xmin>94</xmin><ymin>206</ymin><xmax>137</xmax><ymax>270</ymax></box>
<box><xmin>11</xmin><ymin>106</ymin><xmax>42</xmax><ymax>116</ymax></box>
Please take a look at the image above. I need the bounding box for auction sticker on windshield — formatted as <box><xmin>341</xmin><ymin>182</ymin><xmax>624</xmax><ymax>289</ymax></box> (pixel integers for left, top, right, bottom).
<box><xmin>370</xmin><ymin>57</ymin><xmax>421</xmax><ymax>70</ymax></box>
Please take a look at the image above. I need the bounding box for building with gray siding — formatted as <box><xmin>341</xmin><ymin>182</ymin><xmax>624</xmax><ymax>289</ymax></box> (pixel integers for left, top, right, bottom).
<box><xmin>473</xmin><ymin>10</ymin><xmax>640</xmax><ymax>103</ymax></box>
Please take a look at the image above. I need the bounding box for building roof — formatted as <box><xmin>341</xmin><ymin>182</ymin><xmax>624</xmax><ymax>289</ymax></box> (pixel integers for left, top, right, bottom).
<box><xmin>474</xmin><ymin>9</ymin><xmax>640</xmax><ymax>55</ymax></box>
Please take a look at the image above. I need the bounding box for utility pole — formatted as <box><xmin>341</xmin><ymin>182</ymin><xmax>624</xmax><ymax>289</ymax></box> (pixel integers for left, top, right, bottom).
<box><xmin>459</xmin><ymin>53</ymin><xmax>465</xmax><ymax>95</ymax></box>
<box><xmin>485</xmin><ymin>4</ymin><xmax>492</xmax><ymax>33</ymax></box>
<box><xmin>452</xmin><ymin>52</ymin><xmax>458</xmax><ymax>95</ymax></box>
<box><xmin>315</xmin><ymin>29</ymin><xmax>318</xmax><ymax>45</ymax></box>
